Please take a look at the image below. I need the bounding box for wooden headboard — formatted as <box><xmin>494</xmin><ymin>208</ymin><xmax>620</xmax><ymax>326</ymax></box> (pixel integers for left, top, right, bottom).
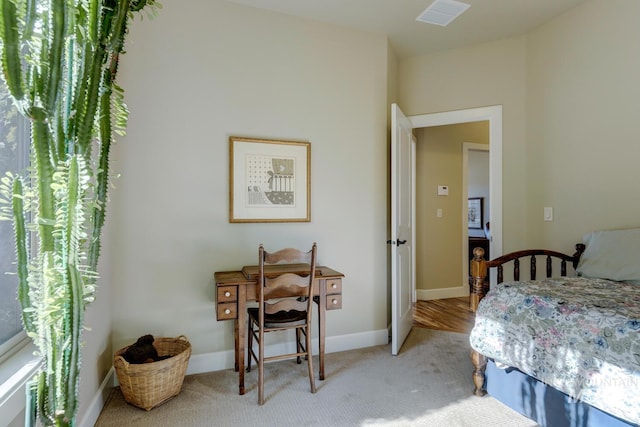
<box><xmin>469</xmin><ymin>244</ymin><xmax>586</xmax><ymax>311</ymax></box>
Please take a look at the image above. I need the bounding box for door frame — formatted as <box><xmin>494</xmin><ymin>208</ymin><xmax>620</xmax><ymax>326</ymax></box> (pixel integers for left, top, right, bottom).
<box><xmin>408</xmin><ymin>105</ymin><xmax>502</xmax><ymax>289</ymax></box>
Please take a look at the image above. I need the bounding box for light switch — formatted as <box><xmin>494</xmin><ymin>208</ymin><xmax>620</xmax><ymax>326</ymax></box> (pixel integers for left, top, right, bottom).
<box><xmin>437</xmin><ymin>185</ymin><xmax>449</xmax><ymax>196</ymax></box>
<box><xmin>437</xmin><ymin>208</ymin><xmax>443</xmax><ymax>218</ymax></box>
<box><xmin>544</xmin><ymin>207</ymin><xmax>553</xmax><ymax>221</ymax></box>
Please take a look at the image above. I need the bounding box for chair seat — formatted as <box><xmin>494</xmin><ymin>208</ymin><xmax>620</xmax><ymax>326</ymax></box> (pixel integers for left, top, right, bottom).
<box><xmin>248</xmin><ymin>307</ymin><xmax>307</xmax><ymax>328</ymax></box>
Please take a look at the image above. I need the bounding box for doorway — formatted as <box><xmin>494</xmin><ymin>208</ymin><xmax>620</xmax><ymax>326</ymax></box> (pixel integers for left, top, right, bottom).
<box><xmin>409</xmin><ymin>106</ymin><xmax>502</xmax><ymax>299</ymax></box>
<box><xmin>412</xmin><ymin>139</ymin><xmax>489</xmax><ymax>333</ymax></box>
<box><xmin>408</xmin><ymin>105</ymin><xmax>502</xmax><ymax>268</ymax></box>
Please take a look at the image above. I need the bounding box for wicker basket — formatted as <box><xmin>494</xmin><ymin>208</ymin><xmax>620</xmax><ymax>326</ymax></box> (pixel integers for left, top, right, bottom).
<box><xmin>114</xmin><ymin>335</ymin><xmax>191</xmax><ymax>411</ymax></box>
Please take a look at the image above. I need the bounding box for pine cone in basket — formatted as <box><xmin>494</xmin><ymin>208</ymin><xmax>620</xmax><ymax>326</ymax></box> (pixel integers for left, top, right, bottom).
<box><xmin>123</xmin><ymin>334</ymin><xmax>160</xmax><ymax>364</ymax></box>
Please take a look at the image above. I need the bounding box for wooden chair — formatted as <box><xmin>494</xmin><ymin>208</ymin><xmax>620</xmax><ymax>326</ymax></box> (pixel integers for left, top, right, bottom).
<box><xmin>247</xmin><ymin>243</ymin><xmax>318</xmax><ymax>405</ymax></box>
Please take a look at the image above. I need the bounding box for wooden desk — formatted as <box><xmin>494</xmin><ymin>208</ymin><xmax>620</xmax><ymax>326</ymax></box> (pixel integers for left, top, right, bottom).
<box><xmin>214</xmin><ymin>265</ymin><xmax>344</xmax><ymax>395</ymax></box>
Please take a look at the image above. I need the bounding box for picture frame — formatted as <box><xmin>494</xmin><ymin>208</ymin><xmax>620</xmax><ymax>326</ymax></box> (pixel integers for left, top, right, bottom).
<box><xmin>229</xmin><ymin>136</ymin><xmax>311</xmax><ymax>223</ymax></box>
<box><xmin>468</xmin><ymin>197</ymin><xmax>483</xmax><ymax>229</ymax></box>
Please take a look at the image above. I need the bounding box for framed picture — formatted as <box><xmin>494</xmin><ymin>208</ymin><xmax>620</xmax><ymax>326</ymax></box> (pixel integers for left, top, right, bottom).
<box><xmin>468</xmin><ymin>197</ymin><xmax>483</xmax><ymax>229</ymax></box>
<box><xmin>229</xmin><ymin>136</ymin><xmax>311</xmax><ymax>223</ymax></box>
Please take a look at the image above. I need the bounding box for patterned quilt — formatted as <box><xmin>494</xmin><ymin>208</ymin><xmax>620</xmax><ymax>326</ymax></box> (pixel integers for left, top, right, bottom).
<box><xmin>469</xmin><ymin>276</ymin><xmax>640</xmax><ymax>425</ymax></box>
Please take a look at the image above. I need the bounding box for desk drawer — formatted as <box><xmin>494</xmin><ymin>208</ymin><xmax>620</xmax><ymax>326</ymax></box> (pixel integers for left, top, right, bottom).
<box><xmin>325</xmin><ymin>279</ymin><xmax>342</xmax><ymax>295</ymax></box>
<box><xmin>326</xmin><ymin>295</ymin><xmax>342</xmax><ymax>310</ymax></box>
<box><xmin>217</xmin><ymin>303</ymin><xmax>237</xmax><ymax>320</ymax></box>
<box><xmin>217</xmin><ymin>286</ymin><xmax>237</xmax><ymax>303</ymax></box>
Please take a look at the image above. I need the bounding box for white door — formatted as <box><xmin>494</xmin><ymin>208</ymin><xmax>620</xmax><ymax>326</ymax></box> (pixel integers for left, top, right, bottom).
<box><xmin>391</xmin><ymin>103</ymin><xmax>415</xmax><ymax>355</ymax></box>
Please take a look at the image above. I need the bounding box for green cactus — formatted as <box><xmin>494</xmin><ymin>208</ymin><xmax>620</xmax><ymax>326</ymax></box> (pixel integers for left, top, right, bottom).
<box><xmin>0</xmin><ymin>1</ymin><xmax>160</xmax><ymax>426</ymax></box>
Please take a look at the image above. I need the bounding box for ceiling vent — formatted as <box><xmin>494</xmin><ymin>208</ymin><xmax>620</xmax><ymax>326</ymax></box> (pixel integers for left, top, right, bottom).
<box><xmin>416</xmin><ymin>0</ymin><xmax>470</xmax><ymax>26</ymax></box>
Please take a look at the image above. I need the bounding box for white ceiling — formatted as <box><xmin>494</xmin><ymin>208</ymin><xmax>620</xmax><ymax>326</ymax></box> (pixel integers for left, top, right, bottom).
<box><xmin>224</xmin><ymin>0</ymin><xmax>587</xmax><ymax>58</ymax></box>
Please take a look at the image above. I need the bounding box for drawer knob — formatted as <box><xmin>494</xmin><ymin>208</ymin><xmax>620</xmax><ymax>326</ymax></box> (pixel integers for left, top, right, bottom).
<box><xmin>332</xmin><ymin>299</ymin><xmax>338</xmax><ymax>305</ymax></box>
<box><xmin>224</xmin><ymin>291</ymin><xmax>231</xmax><ymax>297</ymax></box>
<box><xmin>224</xmin><ymin>308</ymin><xmax>231</xmax><ymax>315</ymax></box>
<box><xmin>331</xmin><ymin>283</ymin><xmax>337</xmax><ymax>289</ymax></box>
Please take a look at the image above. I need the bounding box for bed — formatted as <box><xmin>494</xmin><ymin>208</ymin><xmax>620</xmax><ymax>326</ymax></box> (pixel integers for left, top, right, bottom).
<box><xmin>468</xmin><ymin>228</ymin><xmax>640</xmax><ymax>427</ymax></box>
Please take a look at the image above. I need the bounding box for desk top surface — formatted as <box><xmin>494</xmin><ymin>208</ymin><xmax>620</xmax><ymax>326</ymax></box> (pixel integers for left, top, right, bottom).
<box><xmin>214</xmin><ymin>265</ymin><xmax>344</xmax><ymax>285</ymax></box>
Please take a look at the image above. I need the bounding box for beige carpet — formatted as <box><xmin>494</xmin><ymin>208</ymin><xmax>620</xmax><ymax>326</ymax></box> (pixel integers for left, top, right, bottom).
<box><xmin>95</xmin><ymin>328</ymin><xmax>538</xmax><ymax>427</ymax></box>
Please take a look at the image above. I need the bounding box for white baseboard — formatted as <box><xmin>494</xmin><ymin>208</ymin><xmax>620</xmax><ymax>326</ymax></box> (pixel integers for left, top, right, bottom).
<box><xmin>79</xmin><ymin>366</ymin><xmax>118</xmax><ymax>427</ymax></box>
<box><xmin>416</xmin><ymin>285</ymin><xmax>469</xmax><ymax>301</ymax></box>
<box><xmin>166</xmin><ymin>328</ymin><xmax>388</xmax><ymax>377</ymax></box>
<box><xmin>79</xmin><ymin>328</ymin><xmax>389</xmax><ymax>427</ymax></box>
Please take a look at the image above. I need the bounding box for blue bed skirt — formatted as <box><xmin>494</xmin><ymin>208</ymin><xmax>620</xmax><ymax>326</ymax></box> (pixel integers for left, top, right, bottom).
<box><xmin>485</xmin><ymin>360</ymin><xmax>637</xmax><ymax>427</ymax></box>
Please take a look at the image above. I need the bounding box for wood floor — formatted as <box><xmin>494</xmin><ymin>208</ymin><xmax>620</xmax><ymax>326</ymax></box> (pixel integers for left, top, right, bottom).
<box><xmin>412</xmin><ymin>297</ymin><xmax>476</xmax><ymax>334</ymax></box>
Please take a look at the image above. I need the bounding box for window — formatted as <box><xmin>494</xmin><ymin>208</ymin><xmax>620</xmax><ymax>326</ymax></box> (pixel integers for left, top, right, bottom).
<box><xmin>0</xmin><ymin>77</ymin><xmax>30</xmax><ymax>359</ymax></box>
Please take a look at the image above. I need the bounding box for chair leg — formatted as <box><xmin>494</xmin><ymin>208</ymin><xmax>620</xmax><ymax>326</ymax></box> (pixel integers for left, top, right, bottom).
<box><xmin>247</xmin><ymin>318</ymin><xmax>253</xmax><ymax>372</ymax></box>
<box><xmin>296</xmin><ymin>329</ymin><xmax>302</xmax><ymax>364</ymax></box>
<box><xmin>258</xmin><ymin>328</ymin><xmax>265</xmax><ymax>405</ymax></box>
<box><xmin>305</xmin><ymin>325</ymin><xmax>316</xmax><ymax>393</ymax></box>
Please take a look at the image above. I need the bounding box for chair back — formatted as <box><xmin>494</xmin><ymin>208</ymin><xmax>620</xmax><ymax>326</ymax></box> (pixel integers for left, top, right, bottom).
<box><xmin>258</xmin><ymin>243</ymin><xmax>317</xmax><ymax>319</ymax></box>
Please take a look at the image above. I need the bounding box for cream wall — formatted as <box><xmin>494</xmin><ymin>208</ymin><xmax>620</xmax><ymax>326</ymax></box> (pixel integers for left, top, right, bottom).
<box><xmin>415</xmin><ymin>122</ymin><xmax>488</xmax><ymax>294</ymax></box>
<box><xmin>111</xmin><ymin>0</ymin><xmax>389</xmax><ymax>352</ymax></box>
<box><xmin>525</xmin><ymin>0</ymin><xmax>640</xmax><ymax>248</ymax></box>
<box><xmin>401</xmin><ymin>0</ymin><xmax>640</xmax><ymax>268</ymax></box>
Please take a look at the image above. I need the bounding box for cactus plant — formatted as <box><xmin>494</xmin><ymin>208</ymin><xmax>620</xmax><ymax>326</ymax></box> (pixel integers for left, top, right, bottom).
<box><xmin>0</xmin><ymin>1</ymin><xmax>159</xmax><ymax>426</ymax></box>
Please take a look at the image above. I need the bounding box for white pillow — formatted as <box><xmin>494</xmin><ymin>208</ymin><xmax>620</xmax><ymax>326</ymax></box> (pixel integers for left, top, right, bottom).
<box><xmin>576</xmin><ymin>228</ymin><xmax>640</xmax><ymax>285</ymax></box>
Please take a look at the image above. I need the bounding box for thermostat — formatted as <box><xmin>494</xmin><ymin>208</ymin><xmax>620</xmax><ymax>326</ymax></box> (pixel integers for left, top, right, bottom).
<box><xmin>437</xmin><ymin>185</ymin><xmax>449</xmax><ymax>196</ymax></box>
